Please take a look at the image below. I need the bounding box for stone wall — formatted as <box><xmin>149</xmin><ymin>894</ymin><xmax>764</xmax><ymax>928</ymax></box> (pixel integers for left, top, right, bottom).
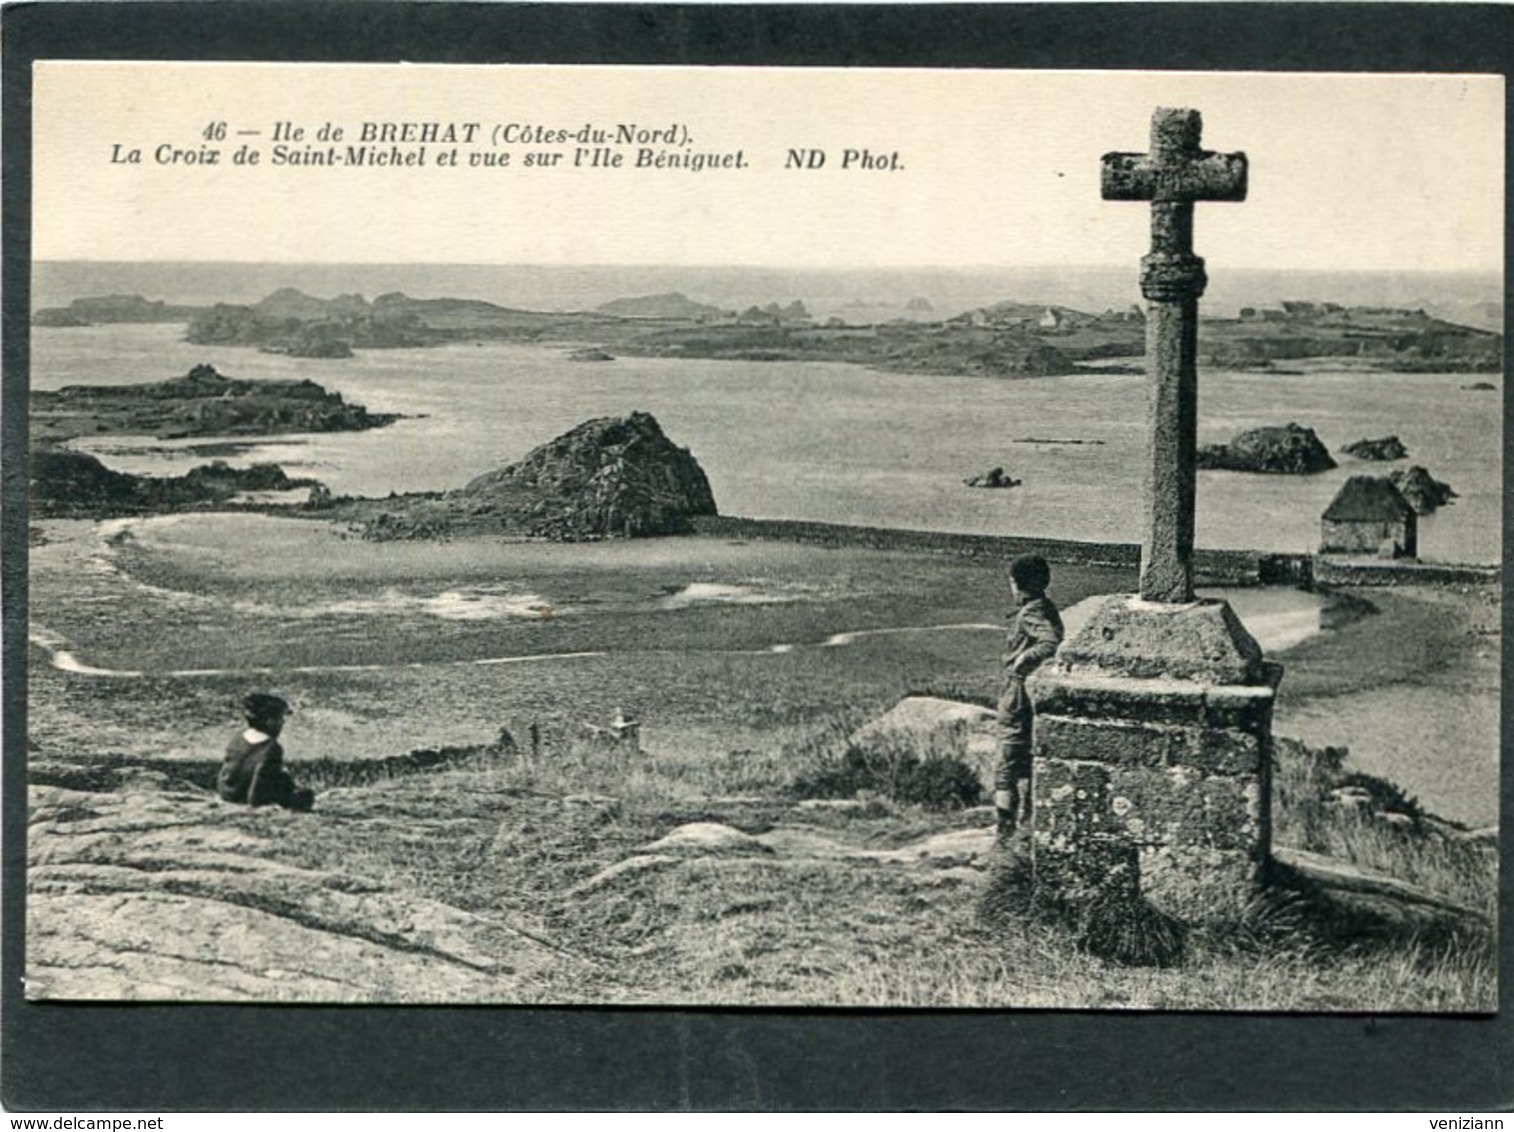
<box><xmin>1312</xmin><ymin>557</ymin><xmax>1500</xmax><ymax>587</ymax></box>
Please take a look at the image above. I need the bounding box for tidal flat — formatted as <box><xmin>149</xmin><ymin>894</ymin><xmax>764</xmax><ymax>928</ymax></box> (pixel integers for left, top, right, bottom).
<box><xmin>27</xmin><ymin>513</ymin><xmax>1115</xmax><ymax>762</ymax></box>
<box><xmin>28</xmin><ymin>511</ymin><xmax>1499</xmax><ymax>826</ymax></box>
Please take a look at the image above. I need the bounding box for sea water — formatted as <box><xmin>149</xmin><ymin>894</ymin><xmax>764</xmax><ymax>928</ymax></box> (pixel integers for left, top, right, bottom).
<box><xmin>33</xmin><ymin>323</ymin><xmax>1502</xmax><ymax>564</ymax></box>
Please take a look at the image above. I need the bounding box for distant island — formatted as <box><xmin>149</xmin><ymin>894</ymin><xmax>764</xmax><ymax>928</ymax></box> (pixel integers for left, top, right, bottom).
<box><xmin>31</xmin><ymin>293</ymin><xmax>203</xmax><ymax>326</ymax></box>
<box><xmin>29</xmin><ymin>363</ymin><xmax>403</xmax><ymax>520</ymax></box>
<box><xmin>595</xmin><ymin>291</ymin><xmax>729</xmax><ymax>320</ymax></box>
<box><xmin>30</xmin><ymin>362</ymin><xmax>401</xmax><ymax>444</ymax></box>
<box><xmin>33</xmin><ymin>288</ymin><xmax>1503</xmax><ymax>375</ymax></box>
<box><xmin>29</xmin><ymin>449</ymin><xmax>320</xmax><ymax>519</ymax></box>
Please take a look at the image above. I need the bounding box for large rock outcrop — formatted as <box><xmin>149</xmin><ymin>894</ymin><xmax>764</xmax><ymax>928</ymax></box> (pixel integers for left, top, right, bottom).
<box><xmin>362</xmin><ymin>412</ymin><xmax>717</xmax><ymax>541</ymax></box>
<box><xmin>847</xmin><ymin>695</ymin><xmax>999</xmax><ymax>797</ymax></box>
<box><xmin>459</xmin><ymin>412</ymin><xmax>717</xmax><ymax>539</ymax></box>
<box><xmin>33</xmin><ymin>293</ymin><xmax>203</xmax><ymax>326</ymax></box>
<box><xmin>597</xmin><ymin>292</ymin><xmax>727</xmax><ymax>320</ymax></box>
<box><xmin>186</xmin><ymin>292</ymin><xmax>431</xmax><ymax>355</ymax></box>
<box><xmin>184</xmin><ymin>289</ymin><xmax>608</xmax><ymax>354</ymax></box>
<box><xmin>1389</xmin><ymin>465</ymin><xmax>1458</xmax><ymax>514</ymax></box>
<box><xmin>1198</xmin><ymin>423</ymin><xmax>1337</xmax><ymax>474</ymax></box>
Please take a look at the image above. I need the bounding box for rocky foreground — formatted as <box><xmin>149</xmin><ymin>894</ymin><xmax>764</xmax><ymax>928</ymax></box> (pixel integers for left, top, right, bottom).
<box><xmin>27</xmin><ymin>697</ymin><xmax>1493</xmax><ymax>1006</ymax></box>
<box><xmin>26</xmin><ymin>758</ymin><xmax>997</xmax><ymax>1004</ymax></box>
<box><xmin>27</xmin><ymin>772</ymin><xmax>549</xmax><ymax>1001</ymax></box>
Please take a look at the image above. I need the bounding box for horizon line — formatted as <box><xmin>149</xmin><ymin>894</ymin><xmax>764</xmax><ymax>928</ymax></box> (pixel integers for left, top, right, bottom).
<box><xmin>30</xmin><ymin>258</ymin><xmax>1505</xmax><ymax>278</ymax></box>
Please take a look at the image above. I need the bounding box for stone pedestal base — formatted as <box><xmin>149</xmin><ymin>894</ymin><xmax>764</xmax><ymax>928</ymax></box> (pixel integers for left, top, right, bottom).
<box><xmin>1028</xmin><ymin>595</ymin><xmax>1280</xmax><ymax>922</ymax></box>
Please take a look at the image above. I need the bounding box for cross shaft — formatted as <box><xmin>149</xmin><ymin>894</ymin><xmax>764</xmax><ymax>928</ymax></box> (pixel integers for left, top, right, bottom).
<box><xmin>1101</xmin><ymin>108</ymin><xmax>1247</xmax><ymax>603</ymax></box>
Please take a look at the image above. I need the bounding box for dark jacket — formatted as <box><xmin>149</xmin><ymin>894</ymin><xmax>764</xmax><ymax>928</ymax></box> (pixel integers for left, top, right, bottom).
<box><xmin>1003</xmin><ymin>594</ymin><xmax>1064</xmax><ymax>679</ymax></box>
<box><xmin>217</xmin><ymin>731</ymin><xmax>288</xmax><ymax>806</ymax></box>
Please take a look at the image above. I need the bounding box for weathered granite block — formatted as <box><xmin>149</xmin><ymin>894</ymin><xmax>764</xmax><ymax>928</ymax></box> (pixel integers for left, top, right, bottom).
<box><xmin>1200</xmin><ymin>680</ymin><xmax>1281</xmax><ymax>733</ymax></box>
<box><xmin>1031</xmin><ymin>680</ymin><xmax>1205</xmax><ymax>726</ymax></box>
<box><xmin>1035</xmin><ymin>715</ymin><xmax>1185</xmax><ymax>768</ymax></box>
<box><xmin>1035</xmin><ymin>674</ymin><xmax>1277</xmax><ymax>732</ymax></box>
<box><xmin>1037</xmin><ymin>713</ymin><xmax>1266</xmax><ymax>776</ymax></box>
<box><xmin>1193</xmin><ymin>727</ymin><xmax>1264</xmax><ymax>776</ymax></box>
<box><xmin>1107</xmin><ymin>765</ymin><xmax>1264</xmax><ymax>852</ymax></box>
<box><xmin>1032</xmin><ymin>758</ymin><xmax>1112</xmax><ymax>854</ymax></box>
<box><xmin>1033</xmin><ymin>681</ymin><xmax>1272</xmax><ymax>777</ymax></box>
<box><xmin>1054</xmin><ymin>596</ymin><xmax>1263</xmax><ymax>684</ymax></box>
<box><xmin>1026</xmin><ymin>598</ymin><xmax>1279</xmax><ymax>922</ymax></box>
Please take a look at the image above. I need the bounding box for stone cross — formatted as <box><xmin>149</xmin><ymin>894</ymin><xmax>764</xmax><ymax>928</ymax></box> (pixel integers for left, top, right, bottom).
<box><xmin>1102</xmin><ymin>108</ymin><xmax>1247</xmax><ymax>603</ymax></box>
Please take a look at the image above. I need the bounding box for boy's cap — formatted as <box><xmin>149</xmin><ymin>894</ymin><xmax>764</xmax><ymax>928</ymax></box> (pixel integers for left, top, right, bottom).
<box><xmin>242</xmin><ymin>693</ymin><xmax>291</xmax><ymax>719</ymax></box>
<box><xmin>1010</xmin><ymin>554</ymin><xmax>1051</xmax><ymax>593</ymax></box>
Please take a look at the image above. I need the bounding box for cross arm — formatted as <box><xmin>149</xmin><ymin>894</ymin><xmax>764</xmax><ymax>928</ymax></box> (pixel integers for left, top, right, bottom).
<box><xmin>1101</xmin><ymin>149</ymin><xmax>1248</xmax><ymax>203</ymax></box>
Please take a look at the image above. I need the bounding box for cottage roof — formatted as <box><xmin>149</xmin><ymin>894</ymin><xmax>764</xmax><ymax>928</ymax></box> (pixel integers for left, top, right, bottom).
<box><xmin>1321</xmin><ymin>476</ymin><xmax>1416</xmax><ymax>522</ymax></box>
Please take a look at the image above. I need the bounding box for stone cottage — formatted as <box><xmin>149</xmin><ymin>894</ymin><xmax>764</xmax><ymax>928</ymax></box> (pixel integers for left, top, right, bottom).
<box><xmin>1320</xmin><ymin>476</ymin><xmax>1418</xmax><ymax>558</ymax></box>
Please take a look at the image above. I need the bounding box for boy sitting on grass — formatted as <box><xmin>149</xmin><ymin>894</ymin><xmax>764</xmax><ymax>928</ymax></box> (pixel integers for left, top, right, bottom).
<box><xmin>217</xmin><ymin>692</ymin><xmax>315</xmax><ymax>812</ymax></box>
<box><xmin>996</xmin><ymin>554</ymin><xmax>1064</xmax><ymax>838</ymax></box>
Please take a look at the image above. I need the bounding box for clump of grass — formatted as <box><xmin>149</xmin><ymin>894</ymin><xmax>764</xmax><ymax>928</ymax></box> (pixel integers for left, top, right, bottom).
<box><xmin>1073</xmin><ymin>891</ymin><xmax>1188</xmax><ymax>968</ymax></box>
<box><xmin>979</xmin><ymin>836</ymin><xmax>1186</xmax><ymax>968</ymax></box>
<box><xmin>1203</xmin><ymin>885</ymin><xmax>1322</xmax><ymax>959</ymax></box>
<box><xmin>789</xmin><ymin>729</ymin><xmax>983</xmax><ymax>810</ymax></box>
<box><xmin>791</xmin><ymin>745</ymin><xmax>983</xmax><ymax>809</ymax></box>
<box><xmin>298</xmin><ymin>743</ymin><xmax>493</xmax><ymax>791</ymax></box>
<box><xmin>977</xmin><ymin>837</ymin><xmax>1036</xmax><ymax>925</ymax></box>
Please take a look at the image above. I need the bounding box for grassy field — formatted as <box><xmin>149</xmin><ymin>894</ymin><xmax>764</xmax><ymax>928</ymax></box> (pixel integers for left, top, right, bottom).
<box><xmin>223</xmin><ymin>718</ymin><xmax>1494</xmax><ymax>1009</ymax></box>
<box><xmin>25</xmin><ymin>513</ymin><xmax>1501</xmax><ymax>1009</ymax></box>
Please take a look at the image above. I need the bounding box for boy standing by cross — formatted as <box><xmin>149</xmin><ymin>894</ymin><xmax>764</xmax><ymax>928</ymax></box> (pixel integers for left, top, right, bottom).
<box><xmin>996</xmin><ymin>554</ymin><xmax>1063</xmax><ymax>838</ymax></box>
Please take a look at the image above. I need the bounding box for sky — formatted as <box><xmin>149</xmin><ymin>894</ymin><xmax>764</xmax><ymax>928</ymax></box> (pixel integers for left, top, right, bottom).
<box><xmin>32</xmin><ymin>63</ymin><xmax>1505</xmax><ymax>274</ymax></box>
